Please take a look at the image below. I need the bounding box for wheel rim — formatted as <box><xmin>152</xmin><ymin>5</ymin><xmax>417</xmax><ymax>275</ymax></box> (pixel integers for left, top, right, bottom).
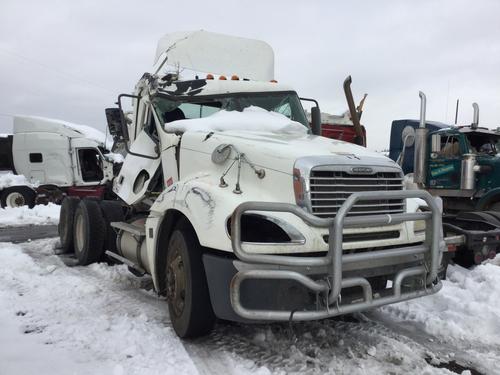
<box><xmin>167</xmin><ymin>248</ymin><xmax>186</xmax><ymax>318</ymax></box>
<box><xmin>74</xmin><ymin>213</ymin><xmax>85</xmax><ymax>254</ymax></box>
<box><xmin>6</xmin><ymin>192</ymin><xmax>25</xmax><ymax>208</ymax></box>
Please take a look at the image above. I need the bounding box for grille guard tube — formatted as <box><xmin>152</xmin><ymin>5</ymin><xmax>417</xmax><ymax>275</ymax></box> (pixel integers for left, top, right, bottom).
<box><xmin>229</xmin><ymin>190</ymin><xmax>444</xmax><ymax>321</ymax></box>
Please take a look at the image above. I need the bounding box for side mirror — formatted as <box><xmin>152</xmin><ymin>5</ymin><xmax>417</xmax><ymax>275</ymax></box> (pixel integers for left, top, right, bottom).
<box><xmin>311</xmin><ymin>106</ymin><xmax>322</xmax><ymax>136</ymax></box>
<box><xmin>105</xmin><ymin>107</ymin><xmax>128</xmax><ymax>141</ymax></box>
<box><xmin>300</xmin><ymin>97</ymin><xmax>322</xmax><ymax>136</ymax></box>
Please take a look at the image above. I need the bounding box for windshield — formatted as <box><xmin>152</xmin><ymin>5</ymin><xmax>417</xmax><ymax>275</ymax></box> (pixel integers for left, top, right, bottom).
<box><xmin>152</xmin><ymin>91</ymin><xmax>309</xmax><ymax>128</ymax></box>
<box><xmin>465</xmin><ymin>132</ymin><xmax>500</xmax><ymax>155</ymax></box>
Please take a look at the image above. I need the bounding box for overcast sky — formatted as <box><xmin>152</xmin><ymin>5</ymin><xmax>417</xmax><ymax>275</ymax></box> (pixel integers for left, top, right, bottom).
<box><xmin>1</xmin><ymin>0</ymin><xmax>499</xmax><ymax>150</ymax></box>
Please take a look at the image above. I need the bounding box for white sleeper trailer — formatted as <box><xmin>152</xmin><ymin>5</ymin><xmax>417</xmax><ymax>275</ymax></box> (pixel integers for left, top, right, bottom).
<box><xmin>0</xmin><ymin>116</ymin><xmax>116</xmax><ymax>208</ymax></box>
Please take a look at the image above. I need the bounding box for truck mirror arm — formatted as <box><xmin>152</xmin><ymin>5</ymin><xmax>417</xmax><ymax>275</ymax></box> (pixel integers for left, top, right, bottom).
<box><xmin>300</xmin><ymin>97</ymin><xmax>321</xmax><ymax>136</ymax></box>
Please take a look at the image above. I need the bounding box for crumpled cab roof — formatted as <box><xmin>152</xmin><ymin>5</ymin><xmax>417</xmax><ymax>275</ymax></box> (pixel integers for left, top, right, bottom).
<box><xmin>154</xmin><ymin>30</ymin><xmax>274</xmax><ymax>82</ymax></box>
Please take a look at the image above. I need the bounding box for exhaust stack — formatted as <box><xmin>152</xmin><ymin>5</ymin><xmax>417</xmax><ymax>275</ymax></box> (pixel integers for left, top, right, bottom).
<box><xmin>472</xmin><ymin>102</ymin><xmax>479</xmax><ymax>129</ymax></box>
<box><xmin>414</xmin><ymin>91</ymin><xmax>428</xmax><ymax>185</ymax></box>
<box><xmin>343</xmin><ymin>76</ymin><xmax>366</xmax><ymax>146</ymax></box>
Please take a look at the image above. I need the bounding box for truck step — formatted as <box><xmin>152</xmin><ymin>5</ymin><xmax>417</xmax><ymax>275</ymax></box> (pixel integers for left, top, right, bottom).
<box><xmin>110</xmin><ymin>221</ymin><xmax>145</xmax><ymax>236</ymax></box>
<box><xmin>105</xmin><ymin>251</ymin><xmax>146</xmax><ymax>276</ymax></box>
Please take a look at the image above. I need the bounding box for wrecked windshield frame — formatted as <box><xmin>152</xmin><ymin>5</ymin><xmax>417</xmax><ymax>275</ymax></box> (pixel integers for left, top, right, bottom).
<box><xmin>152</xmin><ymin>91</ymin><xmax>309</xmax><ymax>130</ymax></box>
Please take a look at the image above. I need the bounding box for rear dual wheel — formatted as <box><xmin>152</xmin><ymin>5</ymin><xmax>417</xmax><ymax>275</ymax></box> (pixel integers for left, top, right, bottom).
<box><xmin>73</xmin><ymin>199</ymin><xmax>106</xmax><ymax>265</ymax></box>
<box><xmin>59</xmin><ymin>198</ymin><xmax>124</xmax><ymax>263</ymax></box>
<box><xmin>59</xmin><ymin>197</ymin><xmax>80</xmax><ymax>253</ymax></box>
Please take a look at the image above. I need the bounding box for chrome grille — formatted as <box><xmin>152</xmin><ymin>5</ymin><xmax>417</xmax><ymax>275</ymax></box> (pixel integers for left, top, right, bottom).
<box><xmin>309</xmin><ymin>169</ymin><xmax>404</xmax><ymax>218</ymax></box>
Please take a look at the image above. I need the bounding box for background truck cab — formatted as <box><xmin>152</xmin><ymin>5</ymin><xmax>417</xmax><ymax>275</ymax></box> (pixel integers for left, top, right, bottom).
<box><xmin>0</xmin><ymin>116</ymin><xmax>116</xmax><ymax>207</ymax></box>
<box><xmin>389</xmin><ymin>99</ymin><xmax>500</xmax><ymax>266</ymax></box>
<box><xmin>389</xmin><ymin>117</ymin><xmax>500</xmax><ymax>213</ymax></box>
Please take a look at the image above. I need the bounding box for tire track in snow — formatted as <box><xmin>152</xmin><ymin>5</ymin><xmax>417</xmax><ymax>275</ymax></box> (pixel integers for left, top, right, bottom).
<box><xmin>1</xmin><ymin>237</ymin><xmax>494</xmax><ymax>375</ymax></box>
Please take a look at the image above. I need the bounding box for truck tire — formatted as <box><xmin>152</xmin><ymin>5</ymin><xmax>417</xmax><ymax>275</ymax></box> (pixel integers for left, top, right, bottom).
<box><xmin>488</xmin><ymin>202</ymin><xmax>500</xmax><ymax>211</ymax></box>
<box><xmin>1</xmin><ymin>186</ymin><xmax>36</xmax><ymax>208</ymax></box>
<box><xmin>73</xmin><ymin>199</ymin><xmax>106</xmax><ymax>266</ymax></box>
<box><xmin>58</xmin><ymin>196</ymin><xmax>80</xmax><ymax>253</ymax></box>
<box><xmin>98</xmin><ymin>200</ymin><xmax>125</xmax><ymax>254</ymax></box>
<box><xmin>165</xmin><ymin>224</ymin><xmax>215</xmax><ymax>338</ymax></box>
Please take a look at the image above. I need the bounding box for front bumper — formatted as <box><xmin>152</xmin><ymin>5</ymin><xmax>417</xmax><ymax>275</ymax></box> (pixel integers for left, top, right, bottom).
<box><xmin>204</xmin><ymin>190</ymin><xmax>444</xmax><ymax>322</ymax></box>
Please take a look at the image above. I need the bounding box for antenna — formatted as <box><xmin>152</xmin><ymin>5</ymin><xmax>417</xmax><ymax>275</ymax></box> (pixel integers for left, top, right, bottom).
<box><xmin>454</xmin><ymin>99</ymin><xmax>459</xmax><ymax>125</ymax></box>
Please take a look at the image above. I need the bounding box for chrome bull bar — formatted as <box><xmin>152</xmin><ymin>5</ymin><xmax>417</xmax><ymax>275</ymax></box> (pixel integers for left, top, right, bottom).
<box><xmin>229</xmin><ymin>190</ymin><xmax>444</xmax><ymax>321</ymax></box>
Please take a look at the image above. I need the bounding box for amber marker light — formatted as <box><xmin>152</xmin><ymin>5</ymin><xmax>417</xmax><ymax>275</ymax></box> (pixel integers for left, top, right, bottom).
<box><xmin>293</xmin><ymin>168</ymin><xmax>304</xmax><ymax>204</ymax></box>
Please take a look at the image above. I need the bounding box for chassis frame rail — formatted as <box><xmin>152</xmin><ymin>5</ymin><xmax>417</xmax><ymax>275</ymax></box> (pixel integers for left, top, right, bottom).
<box><xmin>229</xmin><ymin>190</ymin><xmax>444</xmax><ymax>321</ymax></box>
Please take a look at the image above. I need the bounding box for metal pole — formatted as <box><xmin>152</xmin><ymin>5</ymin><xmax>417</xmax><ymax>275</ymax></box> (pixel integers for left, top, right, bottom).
<box><xmin>472</xmin><ymin>103</ymin><xmax>479</xmax><ymax>129</ymax></box>
<box><xmin>414</xmin><ymin>92</ymin><xmax>428</xmax><ymax>185</ymax></box>
<box><xmin>343</xmin><ymin>76</ymin><xmax>365</xmax><ymax>146</ymax></box>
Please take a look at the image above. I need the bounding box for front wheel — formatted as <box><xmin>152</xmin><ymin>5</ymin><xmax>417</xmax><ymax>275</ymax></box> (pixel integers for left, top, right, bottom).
<box><xmin>165</xmin><ymin>224</ymin><xmax>215</xmax><ymax>338</ymax></box>
<box><xmin>489</xmin><ymin>202</ymin><xmax>500</xmax><ymax>211</ymax></box>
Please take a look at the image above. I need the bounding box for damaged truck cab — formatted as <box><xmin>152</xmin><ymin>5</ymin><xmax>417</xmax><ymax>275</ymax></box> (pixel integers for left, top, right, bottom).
<box><xmin>64</xmin><ymin>31</ymin><xmax>444</xmax><ymax>338</ymax></box>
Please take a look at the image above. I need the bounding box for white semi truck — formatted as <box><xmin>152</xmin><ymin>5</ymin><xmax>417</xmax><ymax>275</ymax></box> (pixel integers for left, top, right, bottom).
<box><xmin>59</xmin><ymin>31</ymin><xmax>444</xmax><ymax>338</ymax></box>
<box><xmin>0</xmin><ymin>116</ymin><xmax>117</xmax><ymax>208</ymax></box>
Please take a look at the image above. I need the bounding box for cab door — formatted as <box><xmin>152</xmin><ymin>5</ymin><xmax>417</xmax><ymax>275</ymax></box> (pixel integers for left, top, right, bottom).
<box><xmin>427</xmin><ymin>133</ymin><xmax>464</xmax><ymax>189</ymax></box>
<box><xmin>113</xmin><ymin>102</ymin><xmax>162</xmax><ymax>205</ymax></box>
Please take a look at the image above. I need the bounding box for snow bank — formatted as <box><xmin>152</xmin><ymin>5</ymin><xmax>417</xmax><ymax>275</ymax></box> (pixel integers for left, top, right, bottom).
<box><xmin>0</xmin><ymin>239</ymin><xmax>451</xmax><ymax>375</ymax></box>
<box><xmin>0</xmin><ymin>239</ymin><xmax>202</xmax><ymax>375</ymax></box>
<box><xmin>0</xmin><ymin>203</ymin><xmax>60</xmax><ymax>226</ymax></box>
<box><xmin>166</xmin><ymin>106</ymin><xmax>308</xmax><ymax>135</ymax></box>
<box><xmin>0</xmin><ymin>172</ymin><xmax>32</xmax><ymax>189</ymax></box>
<box><xmin>383</xmin><ymin>257</ymin><xmax>500</xmax><ymax>347</ymax></box>
<box><xmin>0</xmin><ymin>303</ymin><xmax>112</xmax><ymax>375</ymax></box>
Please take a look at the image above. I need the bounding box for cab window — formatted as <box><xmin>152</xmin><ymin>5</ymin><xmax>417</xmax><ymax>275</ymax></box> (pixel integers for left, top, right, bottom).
<box><xmin>439</xmin><ymin>135</ymin><xmax>461</xmax><ymax>157</ymax></box>
<box><xmin>78</xmin><ymin>148</ymin><xmax>103</xmax><ymax>182</ymax></box>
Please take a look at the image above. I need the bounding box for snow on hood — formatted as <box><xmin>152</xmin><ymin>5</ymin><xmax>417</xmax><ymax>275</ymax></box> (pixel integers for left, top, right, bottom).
<box><xmin>180</xmin><ymin>123</ymin><xmax>394</xmax><ymax>174</ymax></box>
<box><xmin>166</xmin><ymin>106</ymin><xmax>308</xmax><ymax>135</ymax></box>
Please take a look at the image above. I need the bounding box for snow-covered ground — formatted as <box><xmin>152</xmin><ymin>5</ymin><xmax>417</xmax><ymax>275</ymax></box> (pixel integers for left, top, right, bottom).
<box><xmin>1</xmin><ymin>203</ymin><xmax>498</xmax><ymax>374</ymax></box>
<box><xmin>1</xmin><ymin>232</ymin><xmax>498</xmax><ymax>374</ymax></box>
<box><xmin>0</xmin><ymin>203</ymin><xmax>60</xmax><ymax>226</ymax></box>
<box><xmin>0</xmin><ymin>172</ymin><xmax>60</xmax><ymax>226</ymax></box>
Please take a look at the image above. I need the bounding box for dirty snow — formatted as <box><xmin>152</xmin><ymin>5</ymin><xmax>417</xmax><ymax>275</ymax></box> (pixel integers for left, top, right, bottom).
<box><xmin>1</xmin><ymin>234</ymin><xmax>499</xmax><ymax>373</ymax></box>
<box><xmin>383</xmin><ymin>256</ymin><xmax>500</xmax><ymax>350</ymax></box>
<box><xmin>166</xmin><ymin>106</ymin><xmax>308</xmax><ymax>135</ymax></box>
<box><xmin>0</xmin><ymin>240</ymin><xmax>200</xmax><ymax>375</ymax></box>
<box><xmin>0</xmin><ymin>203</ymin><xmax>60</xmax><ymax>226</ymax></box>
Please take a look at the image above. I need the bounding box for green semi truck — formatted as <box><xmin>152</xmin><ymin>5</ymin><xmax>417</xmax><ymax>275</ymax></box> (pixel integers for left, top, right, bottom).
<box><xmin>389</xmin><ymin>96</ymin><xmax>500</xmax><ymax>266</ymax></box>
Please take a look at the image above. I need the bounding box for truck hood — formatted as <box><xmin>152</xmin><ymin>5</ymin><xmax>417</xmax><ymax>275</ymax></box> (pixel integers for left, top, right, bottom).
<box><xmin>180</xmin><ymin>130</ymin><xmax>398</xmax><ymax>174</ymax></box>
